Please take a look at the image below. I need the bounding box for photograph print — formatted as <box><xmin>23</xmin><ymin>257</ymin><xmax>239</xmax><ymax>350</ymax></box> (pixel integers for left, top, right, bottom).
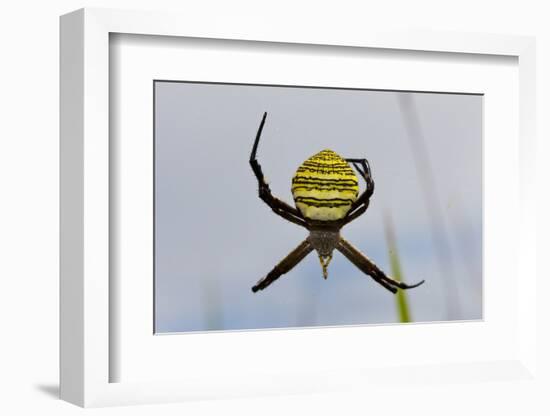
<box><xmin>154</xmin><ymin>81</ymin><xmax>482</xmax><ymax>333</ymax></box>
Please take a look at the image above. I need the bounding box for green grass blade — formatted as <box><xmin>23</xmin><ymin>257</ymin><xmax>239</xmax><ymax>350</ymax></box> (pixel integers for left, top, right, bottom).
<box><xmin>384</xmin><ymin>213</ymin><xmax>412</xmax><ymax>323</ymax></box>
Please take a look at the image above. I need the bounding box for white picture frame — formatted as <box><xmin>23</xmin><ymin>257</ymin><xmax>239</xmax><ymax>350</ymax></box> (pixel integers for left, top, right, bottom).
<box><xmin>60</xmin><ymin>7</ymin><xmax>537</xmax><ymax>408</ymax></box>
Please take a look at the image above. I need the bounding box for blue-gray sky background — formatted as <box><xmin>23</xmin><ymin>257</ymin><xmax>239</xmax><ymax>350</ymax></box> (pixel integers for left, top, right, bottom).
<box><xmin>154</xmin><ymin>81</ymin><xmax>482</xmax><ymax>333</ymax></box>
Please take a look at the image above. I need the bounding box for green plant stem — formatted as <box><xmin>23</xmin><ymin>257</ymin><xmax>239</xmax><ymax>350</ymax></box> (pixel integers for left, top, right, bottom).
<box><xmin>384</xmin><ymin>213</ymin><xmax>411</xmax><ymax>323</ymax></box>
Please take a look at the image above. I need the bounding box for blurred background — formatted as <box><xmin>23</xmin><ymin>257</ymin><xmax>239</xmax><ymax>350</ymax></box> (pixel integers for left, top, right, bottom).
<box><xmin>154</xmin><ymin>81</ymin><xmax>482</xmax><ymax>333</ymax></box>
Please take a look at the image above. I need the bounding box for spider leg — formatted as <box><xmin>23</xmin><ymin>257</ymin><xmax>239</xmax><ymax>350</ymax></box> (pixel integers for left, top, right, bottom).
<box><xmin>271</xmin><ymin>207</ymin><xmax>308</xmax><ymax>228</ymax></box>
<box><xmin>252</xmin><ymin>239</ymin><xmax>314</xmax><ymax>293</ymax></box>
<box><xmin>336</xmin><ymin>237</ymin><xmax>424</xmax><ymax>293</ymax></box>
<box><xmin>346</xmin><ymin>158</ymin><xmax>372</xmax><ymax>183</ymax></box>
<box><xmin>250</xmin><ymin>112</ymin><xmax>307</xmax><ymax>228</ymax></box>
<box><xmin>342</xmin><ymin>158</ymin><xmax>375</xmax><ymax>224</ymax></box>
<box><xmin>342</xmin><ymin>203</ymin><xmax>368</xmax><ymax>225</ymax></box>
<box><xmin>345</xmin><ymin>158</ymin><xmax>375</xmax><ymax>210</ymax></box>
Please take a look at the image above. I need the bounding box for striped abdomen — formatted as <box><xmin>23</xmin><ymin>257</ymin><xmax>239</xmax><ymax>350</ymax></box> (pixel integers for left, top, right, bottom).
<box><xmin>291</xmin><ymin>149</ymin><xmax>358</xmax><ymax>221</ymax></box>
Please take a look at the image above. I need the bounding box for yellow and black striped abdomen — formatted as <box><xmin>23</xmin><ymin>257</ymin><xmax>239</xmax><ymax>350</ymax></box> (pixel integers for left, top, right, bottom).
<box><xmin>291</xmin><ymin>149</ymin><xmax>358</xmax><ymax>221</ymax></box>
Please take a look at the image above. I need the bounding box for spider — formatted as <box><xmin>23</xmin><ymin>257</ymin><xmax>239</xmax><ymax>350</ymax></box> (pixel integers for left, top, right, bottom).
<box><xmin>249</xmin><ymin>112</ymin><xmax>425</xmax><ymax>294</ymax></box>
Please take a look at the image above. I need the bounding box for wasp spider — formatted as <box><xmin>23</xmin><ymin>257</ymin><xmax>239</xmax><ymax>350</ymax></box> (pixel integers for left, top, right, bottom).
<box><xmin>250</xmin><ymin>112</ymin><xmax>424</xmax><ymax>294</ymax></box>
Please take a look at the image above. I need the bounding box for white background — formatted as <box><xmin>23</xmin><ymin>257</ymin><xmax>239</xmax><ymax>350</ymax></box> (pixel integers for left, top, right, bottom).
<box><xmin>0</xmin><ymin>0</ymin><xmax>548</xmax><ymax>415</ymax></box>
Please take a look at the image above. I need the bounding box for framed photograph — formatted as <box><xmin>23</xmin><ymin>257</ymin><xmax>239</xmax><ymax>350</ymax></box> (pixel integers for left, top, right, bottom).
<box><xmin>60</xmin><ymin>8</ymin><xmax>537</xmax><ymax>407</ymax></box>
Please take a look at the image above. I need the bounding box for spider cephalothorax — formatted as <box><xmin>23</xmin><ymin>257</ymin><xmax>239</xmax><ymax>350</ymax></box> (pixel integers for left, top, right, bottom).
<box><xmin>249</xmin><ymin>112</ymin><xmax>424</xmax><ymax>294</ymax></box>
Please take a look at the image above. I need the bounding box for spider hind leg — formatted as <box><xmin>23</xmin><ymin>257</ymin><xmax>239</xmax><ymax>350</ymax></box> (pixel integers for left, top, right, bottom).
<box><xmin>342</xmin><ymin>158</ymin><xmax>375</xmax><ymax>225</ymax></box>
<box><xmin>249</xmin><ymin>112</ymin><xmax>307</xmax><ymax>228</ymax></box>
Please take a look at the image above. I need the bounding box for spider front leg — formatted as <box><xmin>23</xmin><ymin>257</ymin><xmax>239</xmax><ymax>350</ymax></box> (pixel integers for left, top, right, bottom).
<box><xmin>342</xmin><ymin>158</ymin><xmax>375</xmax><ymax>225</ymax></box>
<box><xmin>250</xmin><ymin>112</ymin><xmax>307</xmax><ymax>228</ymax></box>
<box><xmin>252</xmin><ymin>239</ymin><xmax>314</xmax><ymax>292</ymax></box>
<box><xmin>337</xmin><ymin>237</ymin><xmax>425</xmax><ymax>293</ymax></box>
